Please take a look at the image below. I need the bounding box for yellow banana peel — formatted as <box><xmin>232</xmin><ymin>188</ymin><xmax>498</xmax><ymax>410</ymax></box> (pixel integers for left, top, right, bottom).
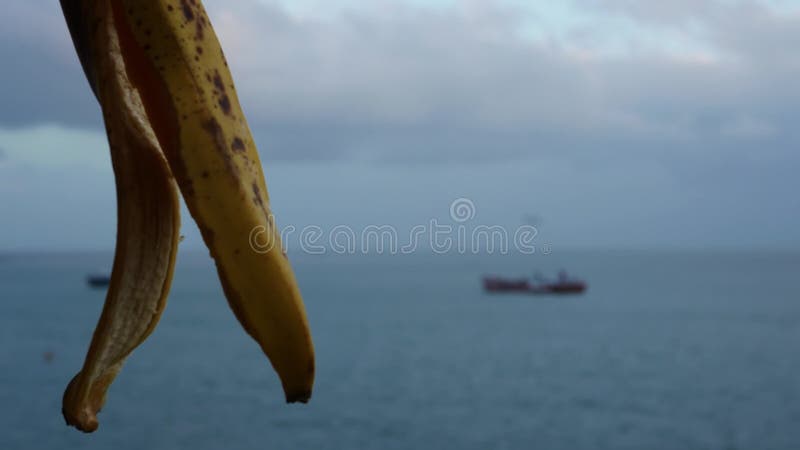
<box><xmin>59</xmin><ymin>0</ymin><xmax>315</xmax><ymax>432</ymax></box>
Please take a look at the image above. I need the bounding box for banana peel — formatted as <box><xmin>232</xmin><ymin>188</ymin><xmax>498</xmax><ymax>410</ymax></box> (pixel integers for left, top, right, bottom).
<box><xmin>59</xmin><ymin>0</ymin><xmax>315</xmax><ymax>432</ymax></box>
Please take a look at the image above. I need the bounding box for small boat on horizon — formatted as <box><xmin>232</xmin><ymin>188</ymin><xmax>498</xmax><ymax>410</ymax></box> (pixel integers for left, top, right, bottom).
<box><xmin>483</xmin><ymin>271</ymin><xmax>587</xmax><ymax>295</ymax></box>
<box><xmin>86</xmin><ymin>274</ymin><xmax>111</xmax><ymax>288</ymax></box>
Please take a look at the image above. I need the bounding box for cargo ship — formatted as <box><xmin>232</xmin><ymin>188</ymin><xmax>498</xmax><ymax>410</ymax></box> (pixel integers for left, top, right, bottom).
<box><xmin>483</xmin><ymin>272</ymin><xmax>586</xmax><ymax>295</ymax></box>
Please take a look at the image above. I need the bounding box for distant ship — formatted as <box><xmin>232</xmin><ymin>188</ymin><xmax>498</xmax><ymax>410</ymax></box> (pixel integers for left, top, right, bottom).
<box><xmin>86</xmin><ymin>274</ymin><xmax>111</xmax><ymax>288</ymax></box>
<box><xmin>483</xmin><ymin>271</ymin><xmax>587</xmax><ymax>295</ymax></box>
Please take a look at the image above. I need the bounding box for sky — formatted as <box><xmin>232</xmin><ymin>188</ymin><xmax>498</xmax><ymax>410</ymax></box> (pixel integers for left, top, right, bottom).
<box><xmin>0</xmin><ymin>0</ymin><xmax>798</xmax><ymax>252</ymax></box>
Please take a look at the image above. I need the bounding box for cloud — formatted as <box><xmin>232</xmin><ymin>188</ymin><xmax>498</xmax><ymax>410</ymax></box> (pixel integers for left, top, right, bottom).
<box><xmin>572</xmin><ymin>0</ymin><xmax>721</xmax><ymax>25</ymax></box>
<box><xmin>209</xmin><ymin>0</ymin><xmax>800</xmax><ymax>164</ymax></box>
<box><xmin>0</xmin><ymin>1</ymin><xmax>100</xmax><ymax>128</ymax></box>
<box><xmin>0</xmin><ymin>0</ymin><xmax>798</xmax><ymax>166</ymax></box>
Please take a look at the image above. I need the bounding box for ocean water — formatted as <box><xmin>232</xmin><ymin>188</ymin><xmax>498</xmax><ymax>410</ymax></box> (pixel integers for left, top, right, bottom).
<box><xmin>1</xmin><ymin>250</ymin><xmax>799</xmax><ymax>449</ymax></box>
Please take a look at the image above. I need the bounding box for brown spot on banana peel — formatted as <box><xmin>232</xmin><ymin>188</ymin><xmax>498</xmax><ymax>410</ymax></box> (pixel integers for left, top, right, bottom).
<box><xmin>252</xmin><ymin>182</ymin><xmax>264</xmax><ymax>207</ymax></box>
<box><xmin>218</xmin><ymin>97</ymin><xmax>232</xmax><ymax>115</ymax></box>
<box><xmin>195</xmin><ymin>11</ymin><xmax>207</xmax><ymax>41</ymax></box>
<box><xmin>211</xmin><ymin>72</ymin><xmax>232</xmax><ymax>115</ymax></box>
<box><xmin>231</xmin><ymin>137</ymin><xmax>245</xmax><ymax>152</ymax></box>
<box><xmin>251</xmin><ymin>182</ymin><xmax>275</xmax><ymax>229</ymax></box>
<box><xmin>179</xmin><ymin>0</ymin><xmax>194</xmax><ymax>21</ymax></box>
<box><xmin>201</xmin><ymin>118</ymin><xmax>239</xmax><ymax>182</ymax></box>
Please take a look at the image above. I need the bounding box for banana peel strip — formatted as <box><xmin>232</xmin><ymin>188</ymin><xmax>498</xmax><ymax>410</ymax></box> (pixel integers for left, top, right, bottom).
<box><xmin>60</xmin><ymin>0</ymin><xmax>180</xmax><ymax>433</ymax></box>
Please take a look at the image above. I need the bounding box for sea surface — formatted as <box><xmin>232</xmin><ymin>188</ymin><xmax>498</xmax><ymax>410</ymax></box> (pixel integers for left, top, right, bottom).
<box><xmin>1</xmin><ymin>250</ymin><xmax>799</xmax><ymax>450</ymax></box>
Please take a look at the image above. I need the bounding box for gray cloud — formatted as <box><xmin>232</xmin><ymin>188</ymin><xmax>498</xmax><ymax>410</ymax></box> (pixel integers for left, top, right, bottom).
<box><xmin>1</xmin><ymin>0</ymin><xmax>798</xmax><ymax>166</ymax></box>
<box><xmin>0</xmin><ymin>2</ymin><xmax>100</xmax><ymax>128</ymax></box>
<box><xmin>219</xmin><ymin>0</ymin><xmax>799</xmax><ymax>165</ymax></box>
<box><xmin>0</xmin><ymin>41</ymin><xmax>100</xmax><ymax>128</ymax></box>
<box><xmin>572</xmin><ymin>0</ymin><xmax>721</xmax><ymax>24</ymax></box>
